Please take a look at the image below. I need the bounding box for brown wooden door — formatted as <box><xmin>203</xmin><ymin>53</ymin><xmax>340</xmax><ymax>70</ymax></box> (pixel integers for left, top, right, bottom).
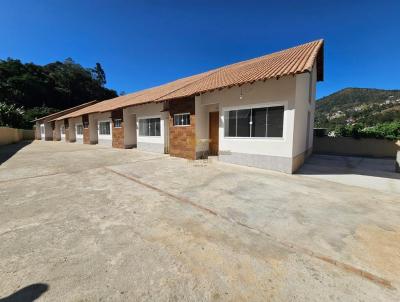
<box><xmin>209</xmin><ymin>112</ymin><xmax>219</xmax><ymax>156</ymax></box>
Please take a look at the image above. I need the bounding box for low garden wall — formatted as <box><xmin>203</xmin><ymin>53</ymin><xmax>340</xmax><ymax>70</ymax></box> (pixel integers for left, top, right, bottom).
<box><xmin>313</xmin><ymin>136</ymin><xmax>400</xmax><ymax>158</ymax></box>
<box><xmin>0</xmin><ymin>127</ymin><xmax>35</xmax><ymax>145</ymax></box>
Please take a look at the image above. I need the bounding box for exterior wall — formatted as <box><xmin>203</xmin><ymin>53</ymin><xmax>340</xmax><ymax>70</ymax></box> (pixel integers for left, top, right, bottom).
<box><xmin>35</xmin><ymin>122</ymin><xmax>41</xmax><ymax>140</ymax></box>
<box><xmin>53</xmin><ymin>120</ymin><xmax>62</xmax><ymax>141</ymax></box>
<box><xmin>45</xmin><ymin>122</ymin><xmax>52</xmax><ymax>141</ymax></box>
<box><xmin>124</xmin><ymin>102</ymin><xmax>166</xmax><ymax>153</ymax></box>
<box><xmin>38</xmin><ymin>122</ymin><xmax>52</xmax><ymax>141</ymax></box>
<box><xmin>82</xmin><ymin>114</ymin><xmax>90</xmax><ymax>144</ymax></box>
<box><xmin>111</xmin><ymin>109</ymin><xmax>124</xmax><ymax>148</ymax></box>
<box><xmin>123</xmin><ymin>108</ymin><xmax>137</xmax><ymax>148</ymax></box>
<box><xmin>195</xmin><ymin>97</ymin><xmax>219</xmax><ymax>156</ymax></box>
<box><xmin>64</xmin><ymin>119</ymin><xmax>71</xmax><ymax>142</ymax></box>
<box><xmin>168</xmin><ymin>97</ymin><xmax>196</xmax><ymax>160</ymax></box>
<box><xmin>292</xmin><ymin>63</ymin><xmax>317</xmax><ymax>160</ymax></box>
<box><xmin>89</xmin><ymin>112</ymin><xmax>112</xmax><ymax>146</ymax></box>
<box><xmin>314</xmin><ymin>137</ymin><xmax>400</xmax><ymax>158</ymax></box>
<box><xmin>199</xmin><ymin>76</ymin><xmax>297</xmax><ymax>173</ymax></box>
<box><xmin>0</xmin><ymin>127</ymin><xmax>34</xmax><ymax>145</ymax></box>
<box><xmin>68</xmin><ymin>116</ymin><xmax>83</xmax><ymax>143</ymax></box>
<box><xmin>88</xmin><ymin>114</ymin><xmax>98</xmax><ymax>144</ymax></box>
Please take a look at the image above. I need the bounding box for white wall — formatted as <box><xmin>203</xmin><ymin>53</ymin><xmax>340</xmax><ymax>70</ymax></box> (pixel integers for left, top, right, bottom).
<box><xmin>43</xmin><ymin>122</ymin><xmax>52</xmax><ymax>140</ymax></box>
<box><xmin>292</xmin><ymin>63</ymin><xmax>317</xmax><ymax>157</ymax></box>
<box><xmin>68</xmin><ymin>116</ymin><xmax>83</xmax><ymax>142</ymax></box>
<box><xmin>125</xmin><ymin>103</ymin><xmax>167</xmax><ymax>151</ymax></box>
<box><xmin>199</xmin><ymin>76</ymin><xmax>296</xmax><ymax>158</ymax></box>
<box><xmin>69</xmin><ymin>116</ymin><xmax>83</xmax><ymax>143</ymax></box>
<box><xmin>88</xmin><ymin>114</ymin><xmax>98</xmax><ymax>143</ymax></box>
<box><xmin>195</xmin><ymin>97</ymin><xmax>218</xmax><ymax>153</ymax></box>
<box><xmin>90</xmin><ymin>112</ymin><xmax>112</xmax><ymax>146</ymax></box>
<box><xmin>123</xmin><ymin>108</ymin><xmax>137</xmax><ymax>147</ymax></box>
<box><xmin>53</xmin><ymin>120</ymin><xmax>62</xmax><ymax>141</ymax></box>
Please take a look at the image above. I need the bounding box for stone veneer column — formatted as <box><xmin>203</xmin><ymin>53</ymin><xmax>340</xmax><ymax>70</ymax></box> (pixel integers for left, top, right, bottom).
<box><xmin>82</xmin><ymin>114</ymin><xmax>90</xmax><ymax>144</ymax></box>
<box><xmin>168</xmin><ymin>97</ymin><xmax>196</xmax><ymax>160</ymax></box>
<box><xmin>112</xmin><ymin>109</ymin><xmax>124</xmax><ymax>148</ymax></box>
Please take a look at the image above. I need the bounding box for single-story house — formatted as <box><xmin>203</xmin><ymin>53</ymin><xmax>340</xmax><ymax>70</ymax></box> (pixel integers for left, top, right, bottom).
<box><xmin>50</xmin><ymin>39</ymin><xmax>324</xmax><ymax>173</ymax></box>
<box><xmin>33</xmin><ymin>101</ymin><xmax>98</xmax><ymax>141</ymax></box>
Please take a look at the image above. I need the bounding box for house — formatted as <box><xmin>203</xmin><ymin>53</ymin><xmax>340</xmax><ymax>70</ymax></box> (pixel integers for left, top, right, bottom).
<box><xmin>33</xmin><ymin>101</ymin><xmax>98</xmax><ymax>141</ymax></box>
<box><xmin>51</xmin><ymin>40</ymin><xmax>324</xmax><ymax>173</ymax></box>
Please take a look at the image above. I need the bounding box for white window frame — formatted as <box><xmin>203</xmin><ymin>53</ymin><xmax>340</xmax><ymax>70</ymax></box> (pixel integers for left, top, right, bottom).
<box><xmin>222</xmin><ymin>101</ymin><xmax>287</xmax><ymax>141</ymax></box>
<box><xmin>138</xmin><ymin>115</ymin><xmax>161</xmax><ymax>137</ymax></box>
<box><xmin>114</xmin><ymin>118</ymin><xmax>122</xmax><ymax>128</ymax></box>
<box><xmin>98</xmin><ymin>119</ymin><xmax>112</xmax><ymax>139</ymax></box>
<box><xmin>173</xmin><ymin>112</ymin><xmax>191</xmax><ymax>127</ymax></box>
<box><xmin>75</xmin><ymin>123</ymin><xmax>83</xmax><ymax>138</ymax></box>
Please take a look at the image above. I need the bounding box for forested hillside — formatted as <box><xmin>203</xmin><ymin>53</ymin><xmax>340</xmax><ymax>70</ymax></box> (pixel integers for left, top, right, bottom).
<box><xmin>0</xmin><ymin>58</ymin><xmax>117</xmax><ymax>128</ymax></box>
<box><xmin>315</xmin><ymin>88</ymin><xmax>400</xmax><ymax>128</ymax></box>
<box><xmin>315</xmin><ymin>88</ymin><xmax>400</xmax><ymax>140</ymax></box>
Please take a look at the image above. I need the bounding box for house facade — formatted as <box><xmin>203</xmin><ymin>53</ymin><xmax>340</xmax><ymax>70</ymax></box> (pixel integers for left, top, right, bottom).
<box><xmin>45</xmin><ymin>40</ymin><xmax>324</xmax><ymax>173</ymax></box>
<box><xmin>33</xmin><ymin>101</ymin><xmax>98</xmax><ymax>141</ymax></box>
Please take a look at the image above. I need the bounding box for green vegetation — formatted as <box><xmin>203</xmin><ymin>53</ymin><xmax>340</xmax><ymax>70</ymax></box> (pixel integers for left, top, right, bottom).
<box><xmin>0</xmin><ymin>58</ymin><xmax>117</xmax><ymax>129</ymax></box>
<box><xmin>333</xmin><ymin>122</ymin><xmax>400</xmax><ymax>140</ymax></box>
<box><xmin>316</xmin><ymin>88</ymin><xmax>400</xmax><ymax>140</ymax></box>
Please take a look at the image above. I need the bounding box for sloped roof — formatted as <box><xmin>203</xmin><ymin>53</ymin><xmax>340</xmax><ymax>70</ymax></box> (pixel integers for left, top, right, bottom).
<box><xmin>33</xmin><ymin>100</ymin><xmax>98</xmax><ymax>123</ymax></box>
<box><xmin>55</xmin><ymin>39</ymin><xmax>324</xmax><ymax>120</ymax></box>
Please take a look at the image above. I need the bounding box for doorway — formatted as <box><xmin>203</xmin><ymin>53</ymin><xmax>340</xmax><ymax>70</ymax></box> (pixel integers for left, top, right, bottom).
<box><xmin>209</xmin><ymin>112</ymin><xmax>219</xmax><ymax>156</ymax></box>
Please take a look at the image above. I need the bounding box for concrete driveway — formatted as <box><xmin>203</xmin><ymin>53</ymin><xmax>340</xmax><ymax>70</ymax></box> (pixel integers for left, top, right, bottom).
<box><xmin>0</xmin><ymin>141</ymin><xmax>399</xmax><ymax>301</ymax></box>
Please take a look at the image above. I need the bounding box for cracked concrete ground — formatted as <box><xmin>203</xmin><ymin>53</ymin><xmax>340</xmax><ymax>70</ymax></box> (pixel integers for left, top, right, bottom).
<box><xmin>0</xmin><ymin>141</ymin><xmax>399</xmax><ymax>301</ymax></box>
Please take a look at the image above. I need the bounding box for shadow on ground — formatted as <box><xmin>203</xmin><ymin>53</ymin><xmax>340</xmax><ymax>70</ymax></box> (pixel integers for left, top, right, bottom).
<box><xmin>0</xmin><ymin>141</ymin><xmax>32</xmax><ymax>165</ymax></box>
<box><xmin>297</xmin><ymin>154</ymin><xmax>400</xmax><ymax>180</ymax></box>
<box><xmin>0</xmin><ymin>283</ymin><xmax>48</xmax><ymax>302</ymax></box>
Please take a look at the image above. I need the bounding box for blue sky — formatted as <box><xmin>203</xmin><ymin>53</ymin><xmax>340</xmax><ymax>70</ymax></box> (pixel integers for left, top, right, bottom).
<box><xmin>0</xmin><ymin>0</ymin><xmax>399</xmax><ymax>99</ymax></box>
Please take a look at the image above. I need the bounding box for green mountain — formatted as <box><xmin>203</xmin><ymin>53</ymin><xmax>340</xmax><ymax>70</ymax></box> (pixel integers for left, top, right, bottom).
<box><xmin>315</xmin><ymin>88</ymin><xmax>400</xmax><ymax>129</ymax></box>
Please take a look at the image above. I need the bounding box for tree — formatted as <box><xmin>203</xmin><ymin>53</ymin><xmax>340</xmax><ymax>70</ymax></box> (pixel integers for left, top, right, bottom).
<box><xmin>0</xmin><ymin>58</ymin><xmax>117</xmax><ymax>110</ymax></box>
<box><xmin>0</xmin><ymin>102</ymin><xmax>25</xmax><ymax>128</ymax></box>
<box><xmin>91</xmin><ymin>63</ymin><xmax>106</xmax><ymax>87</ymax></box>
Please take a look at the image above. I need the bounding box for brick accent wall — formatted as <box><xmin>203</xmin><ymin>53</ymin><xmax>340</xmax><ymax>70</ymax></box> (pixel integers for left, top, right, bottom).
<box><xmin>64</xmin><ymin>120</ymin><xmax>70</xmax><ymax>142</ymax></box>
<box><xmin>112</xmin><ymin>109</ymin><xmax>124</xmax><ymax>148</ymax></box>
<box><xmin>82</xmin><ymin>114</ymin><xmax>90</xmax><ymax>144</ymax></box>
<box><xmin>168</xmin><ymin>97</ymin><xmax>196</xmax><ymax>160</ymax></box>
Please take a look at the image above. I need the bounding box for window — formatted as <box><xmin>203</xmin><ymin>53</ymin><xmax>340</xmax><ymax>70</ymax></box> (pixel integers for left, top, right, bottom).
<box><xmin>83</xmin><ymin>121</ymin><xmax>89</xmax><ymax>128</ymax></box>
<box><xmin>40</xmin><ymin>125</ymin><xmax>45</xmax><ymax>135</ymax></box>
<box><xmin>61</xmin><ymin>126</ymin><xmax>65</xmax><ymax>135</ymax></box>
<box><xmin>224</xmin><ymin>105</ymin><xmax>284</xmax><ymax>138</ymax></box>
<box><xmin>114</xmin><ymin>119</ymin><xmax>122</xmax><ymax>128</ymax></box>
<box><xmin>173</xmin><ymin>113</ymin><xmax>190</xmax><ymax>126</ymax></box>
<box><xmin>99</xmin><ymin>121</ymin><xmax>111</xmax><ymax>135</ymax></box>
<box><xmin>76</xmin><ymin>124</ymin><xmax>83</xmax><ymax>135</ymax></box>
<box><xmin>139</xmin><ymin>118</ymin><xmax>161</xmax><ymax>136</ymax></box>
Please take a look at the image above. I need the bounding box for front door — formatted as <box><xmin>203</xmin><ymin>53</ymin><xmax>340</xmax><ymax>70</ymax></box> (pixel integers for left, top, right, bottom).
<box><xmin>209</xmin><ymin>112</ymin><xmax>219</xmax><ymax>156</ymax></box>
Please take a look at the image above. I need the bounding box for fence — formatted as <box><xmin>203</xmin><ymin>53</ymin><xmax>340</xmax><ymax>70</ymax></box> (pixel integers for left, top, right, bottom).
<box><xmin>313</xmin><ymin>136</ymin><xmax>400</xmax><ymax>158</ymax></box>
<box><xmin>0</xmin><ymin>127</ymin><xmax>35</xmax><ymax>145</ymax></box>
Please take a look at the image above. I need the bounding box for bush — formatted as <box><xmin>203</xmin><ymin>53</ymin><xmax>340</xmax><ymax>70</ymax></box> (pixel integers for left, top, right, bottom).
<box><xmin>361</xmin><ymin>122</ymin><xmax>400</xmax><ymax>140</ymax></box>
<box><xmin>332</xmin><ymin>122</ymin><xmax>400</xmax><ymax>140</ymax></box>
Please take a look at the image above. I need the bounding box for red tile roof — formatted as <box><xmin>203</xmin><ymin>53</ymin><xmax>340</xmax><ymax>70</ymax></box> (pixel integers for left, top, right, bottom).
<box><xmin>55</xmin><ymin>39</ymin><xmax>323</xmax><ymax>120</ymax></box>
<box><xmin>34</xmin><ymin>100</ymin><xmax>98</xmax><ymax>122</ymax></box>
